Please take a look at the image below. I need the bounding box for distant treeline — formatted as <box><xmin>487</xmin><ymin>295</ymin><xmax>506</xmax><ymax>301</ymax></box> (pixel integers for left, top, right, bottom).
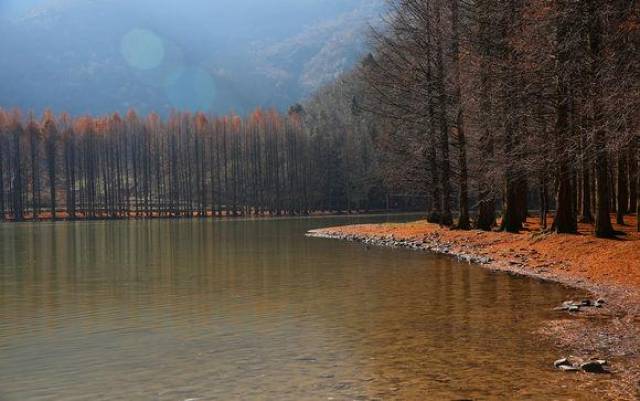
<box><xmin>0</xmin><ymin>107</ymin><xmax>417</xmax><ymax>222</ymax></box>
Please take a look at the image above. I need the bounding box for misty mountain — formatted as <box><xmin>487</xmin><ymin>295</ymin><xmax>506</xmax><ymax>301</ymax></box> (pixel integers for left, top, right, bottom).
<box><xmin>0</xmin><ymin>0</ymin><xmax>383</xmax><ymax>116</ymax></box>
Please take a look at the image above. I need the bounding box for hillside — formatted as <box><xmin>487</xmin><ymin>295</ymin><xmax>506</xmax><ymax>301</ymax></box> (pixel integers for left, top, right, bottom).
<box><xmin>0</xmin><ymin>0</ymin><xmax>383</xmax><ymax>116</ymax></box>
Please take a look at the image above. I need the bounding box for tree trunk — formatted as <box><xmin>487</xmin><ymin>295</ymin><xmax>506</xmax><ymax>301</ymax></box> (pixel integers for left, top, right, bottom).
<box><xmin>580</xmin><ymin>138</ymin><xmax>593</xmax><ymax>223</ymax></box>
<box><xmin>502</xmin><ymin>179</ymin><xmax>520</xmax><ymax>233</ymax></box>
<box><xmin>629</xmin><ymin>141</ymin><xmax>638</xmax><ymax>214</ymax></box>
<box><xmin>29</xmin><ymin>124</ymin><xmax>40</xmax><ymax>220</ymax></box>
<box><xmin>426</xmin><ymin>141</ymin><xmax>441</xmax><ymax>223</ymax></box>
<box><xmin>477</xmin><ymin>196</ymin><xmax>495</xmax><ymax>231</ymax></box>
<box><xmin>516</xmin><ymin>177</ymin><xmax>528</xmax><ymax>226</ymax></box>
<box><xmin>588</xmin><ymin>0</ymin><xmax>615</xmax><ymax>238</ymax></box>
<box><xmin>637</xmin><ymin>167</ymin><xmax>640</xmax><ymax>233</ymax></box>
<box><xmin>595</xmin><ymin>145</ymin><xmax>615</xmax><ymax>237</ymax></box>
<box><xmin>551</xmin><ymin>13</ymin><xmax>577</xmax><ymax>234</ymax></box>
<box><xmin>46</xmin><ymin>132</ymin><xmax>57</xmax><ymax>221</ymax></box>
<box><xmin>616</xmin><ymin>150</ymin><xmax>628</xmax><ymax>224</ymax></box>
<box><xmin>423</xmin><ymin>7</ymin><xmax>441</xmax><ymax>225</ymax></box>
<box><xmin>539</xmin><ymin>174</ymin><xmax>549</xmax><ymax>229</ymax></box>
<box><xmin>0</xmin><ymin>143</ymin><xmax>4</xmax><ymax>221</ymax></box>
<box><xmin>433</xmin><ymin>0</ymin><xmax>453</xmax><ymax>226</ymax></box>
<box><xmin>475</xmin><ymin>23</ymin><xmax>495</xmax><ymax>232</ymax></box>
<box><xmin>13</xmin><ymin>128</ymin><xmax>24</xmax><ymax>222</ymax></box>
<box><xmin>502</xmin><ymin>119</ymin><xmax>520</xmax><ymax>233</ymax></box>
<box><xmin>554</xmin><ymin>165</ymin><xmax>577</xmax><ymax>233</ymax></box>
<box><xmin>450</xmin><ymin>0</ymin><xmax>470</xmax><ymax>229</ymax></box>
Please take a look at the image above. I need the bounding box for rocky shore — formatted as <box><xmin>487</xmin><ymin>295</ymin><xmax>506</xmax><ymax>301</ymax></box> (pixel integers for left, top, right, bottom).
<box><xmin>307</xmin><ymin>220</ymin><xmax>640</xmax><ymax>400</ymax></box>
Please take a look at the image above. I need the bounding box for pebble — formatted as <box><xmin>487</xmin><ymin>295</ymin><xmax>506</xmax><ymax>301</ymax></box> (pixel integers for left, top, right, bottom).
<box><xmin>554</xmin><ymin>357</ymin><xmax>570</xmax><ymax>368</ymax></box>
<box><xmin>554</xmin><ymin>356</ymin><xmax>609</xmax><ymax>373</ymax></box>
<box><xmin>557</xmin><ymin>298</ymin><xmax>607</xmax><ymax>313</ymax></box>
<box><xmin>580</xmin><ymin>360</ymin><xmax>609</xmax><ymax>374</ymax></box>
<box><xmin>312</xmin><ymin>231</ymin><xmax>499</xmax><ymax>268</ymax></box>
<box><xmin>558</xmin><ymin>364</ymin><xmax>580</xmax><ymax>372</ymax></box>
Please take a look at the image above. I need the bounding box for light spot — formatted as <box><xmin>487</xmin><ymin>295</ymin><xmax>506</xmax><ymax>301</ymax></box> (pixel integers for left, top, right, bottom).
<box><xmin>121</xmin><ymin>29</ymin><xmax>165</xmax><ymax>70</ymax></box>
<box><xmin>164</xmin><ymin>67</ymin><xmax>216</xmax><ymax>111</ymax></box>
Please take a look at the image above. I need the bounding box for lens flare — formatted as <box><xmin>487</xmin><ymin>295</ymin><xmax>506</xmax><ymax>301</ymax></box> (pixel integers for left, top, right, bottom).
<box><xmin>164</xmin><ymin>67</ymin><xmax>216</xmax><ymax>111</ymax></box>
<box><xmin>121</xmin><ymin>29</ymin><xmax>165</xmax><ymax>70</ymax></box>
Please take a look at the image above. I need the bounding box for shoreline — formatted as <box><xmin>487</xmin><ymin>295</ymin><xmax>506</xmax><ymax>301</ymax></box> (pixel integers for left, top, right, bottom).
<box><xmin>307</xmin><ymin>220</ymin><xmax>640</xmax><ymax>400</ymax></box>
<box><xmin>0</xmin><ymin>209</ymin><xmax>419</xmax><ymax>224</ymax></box>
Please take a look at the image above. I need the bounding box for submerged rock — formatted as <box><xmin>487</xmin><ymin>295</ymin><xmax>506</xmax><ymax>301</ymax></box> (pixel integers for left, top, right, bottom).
<box><xmin>554</xmin><ymin>357</ymin><xmax>580</xmax><ymax>371</ymax></box>
<box><xmin>558</xmin><ymin>364</ymin><xmax>580</xmax><ymax>372</ymax></box>
<box><xmin>557</xmin><ymin>301</ymin><xmax>581</xmax><ymax>312</ymax></box>
<box><xmin>558</xmin><ymin>298</ymin><xmax>607</xmax><ymax>312</ymax></box>
<box><xmin>554</xmin><ymin>356</ymin><xmax>609</xmax><ymax>374</ymax></box>
<box><xmin>580</xmin><ymin>360</ymin><xmax>609</xmax><ymax>374</ymax></box>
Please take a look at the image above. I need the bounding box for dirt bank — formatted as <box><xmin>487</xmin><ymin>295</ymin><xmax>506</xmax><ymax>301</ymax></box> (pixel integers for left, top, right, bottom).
<box><xmin>308</xmin><ymin>217</ymin><xmax>640</xmax><ymax>400</ymax></box>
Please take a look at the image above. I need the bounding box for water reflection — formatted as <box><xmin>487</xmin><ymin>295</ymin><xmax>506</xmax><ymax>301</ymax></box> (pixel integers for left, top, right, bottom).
<box><xmin>0</xmin><ymin>216</ymin><xmax>599</xmax><ymax>400</ymax></box>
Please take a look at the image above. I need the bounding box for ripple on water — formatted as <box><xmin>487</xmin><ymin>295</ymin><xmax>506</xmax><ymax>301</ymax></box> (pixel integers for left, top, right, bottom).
<box><xmin>0</xmin><ymin>216</ymin><xmax>602</xmax><ymax>401</ymax></box>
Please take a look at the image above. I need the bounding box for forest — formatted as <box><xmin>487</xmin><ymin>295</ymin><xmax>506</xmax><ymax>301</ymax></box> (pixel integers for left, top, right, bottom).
<box><xmin>306</xmin><ymin>0</ymin><xmax>640</xmax><ymax>238</ymax></box>
<box><xmin>1</xmin><ymin>0</ymin><xmax>639</xmax><ymax>239</ymax></box>
<box><xmin>0</xmin><ymin>106</ymin><xmax>390</xmax><ymax>221</ymax></box>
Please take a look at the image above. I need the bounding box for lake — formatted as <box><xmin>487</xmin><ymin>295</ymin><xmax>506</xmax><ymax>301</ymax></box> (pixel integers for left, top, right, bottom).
<box><xmin>0</xmin><ymin>215</ymin><xmax>599</xmax><ymax>400</ymax></box>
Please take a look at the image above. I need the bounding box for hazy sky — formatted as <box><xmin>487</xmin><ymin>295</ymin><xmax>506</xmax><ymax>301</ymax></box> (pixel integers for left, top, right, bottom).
<box><xmin>0</xmin><ymin>0</ymin><xmax>358</xmax><ymax>21</ymax></box>
<box><xmin>0</xmin><ymin>0</ymin><xmax>45</xmax><ymax>17</ymax></box>
<box><xmin>0</xmin><ymin>0</ymin><xmax>380</xmax><ymax>115</ymax></box>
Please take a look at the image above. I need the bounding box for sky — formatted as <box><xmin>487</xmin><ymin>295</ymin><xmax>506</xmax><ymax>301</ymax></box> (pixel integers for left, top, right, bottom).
<box><xmin>0</xmin><ymin>0</ymin><xmax>45</xmax><ymax>18</ymax></box>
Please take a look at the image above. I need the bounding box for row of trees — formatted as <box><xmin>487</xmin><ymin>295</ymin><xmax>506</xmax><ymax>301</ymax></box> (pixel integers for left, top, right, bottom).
<box><xmin>0</xmin><ymin>107</ymin><xmax>397</xmax><ymax>221</ymax></box>
<box><xmin>306</xmin><ymin>0</ymin><xmax>640</xmax><ymax>237</ymax></box>
<box><xmin>4</xmin><ymin>1</ymin><xmax>637</xmax><ymax>233</ymax></box>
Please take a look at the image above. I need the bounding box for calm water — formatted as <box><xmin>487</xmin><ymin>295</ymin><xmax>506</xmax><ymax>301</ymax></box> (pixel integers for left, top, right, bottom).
<box><xmin>0</xmin><ymin>215</ymin><xmax>599</xmax><ymax>401</ymax></box>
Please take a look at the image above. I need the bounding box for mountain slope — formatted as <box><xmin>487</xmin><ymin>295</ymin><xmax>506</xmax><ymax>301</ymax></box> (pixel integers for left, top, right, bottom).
<box><xmin>0</xmin><ymin>0</ymin><xmax>383</xmax><ymax>116</ymax></box>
